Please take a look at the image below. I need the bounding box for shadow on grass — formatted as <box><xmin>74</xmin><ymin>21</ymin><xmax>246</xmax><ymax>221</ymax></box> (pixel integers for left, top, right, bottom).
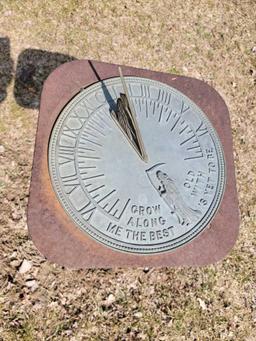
<box><xmin>14</xmin><ymin>49</ymin><xmax>77</xmax><ymax>109</ymax></box>
<box><xmin>0</xmin><ymin>37</ymin><xmax>13</xmax><ymax>103</ymax></box>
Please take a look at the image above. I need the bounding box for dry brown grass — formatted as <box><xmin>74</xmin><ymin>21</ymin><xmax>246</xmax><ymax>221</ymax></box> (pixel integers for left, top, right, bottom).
<box><xmin>0</xmin><ymin>0</ymin><xmax>255</xmax><ymax>340</ymax></box>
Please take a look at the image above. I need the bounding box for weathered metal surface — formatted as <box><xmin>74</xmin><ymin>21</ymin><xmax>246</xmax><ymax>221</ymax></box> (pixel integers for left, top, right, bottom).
<box><xmin>27</xmin><ymin>60</ymin><xmax>239</xmax><ymax>268</ymax></box>
<box><xmin>48</xmin><ymin>77</ymin><xmax>226</xmax><ymax>254</ymax></box>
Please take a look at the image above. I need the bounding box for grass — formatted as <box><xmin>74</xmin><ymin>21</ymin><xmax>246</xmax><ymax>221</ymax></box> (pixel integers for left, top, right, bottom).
<box><xmin>0</xmin><ymin>0</ymin><xmax>256</xmax><ymax>340</ymax></box>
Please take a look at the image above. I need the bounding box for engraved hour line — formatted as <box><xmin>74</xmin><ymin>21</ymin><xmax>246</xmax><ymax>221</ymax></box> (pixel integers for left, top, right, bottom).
<box><xmin>158</xmin><ymin>104</ymin><xmax>164</xmax><ymax>123</ymax></box>
<box><xmin>149</xmin><ymin>100</ymin><xmax>155</xmax><ymax>116</ymax></box>
<box><xmin>135</xmin><ymin>97</ymin><xmax>141</xmax><ymax>113</ymax></box>
<box><xmin>184</xmin><ymin>154</ymin><xmax>204</xmax><ymax>161</ymax></box>
<box><xmin>77</xmin><ymin>155</ymin><xmax>101</xmax><ymax>160</ymax></box>
<box><xmin>183</xmin><ymin>138</ymin><xmax>203</xmax><ymax>160</ymax></box>
<box><xmin>112</xmin><ymin>85</ymin><xmax>119</xmax><ymax>99</ymax></box>
<box><xmin>166</xmin><ymin>109</ymin><xmax>173</xmax><ymax>122</ymax></box>
<box><xmin>59</xmin><ymin>145</ymin><xmax>75</xmax><ymax>154</ymax></box>
<box><xmin>169</xmin><ymin>101</ymin><xmax>190</xmax><ymax>131</ymax></box>
<box><xmin>78</xmin><ymin>149</ymin><xmax>97</xmax><ymax>155</ymax></box>
<box><xmin>178</xmin><ymin>121</ymin><xmax>189</xmax><ymax>135</ymax></box>
<box><xmin>142</xmin><ymin>98</ymin><xmax>148</xmax><ymax>118</ymax></box>
<box><xmin>178</xmin><ymin>120</ymin><xmax>209</xmax><ymax>159</ymax></box>
<box><xmin>114</xmin><ymin>198</ymin><xmax>131</xmax><ymax>219</ymax></box>
<box><xmin>90</xmin><ymin>117</ymin><xmax>106</xmax><ymax>131</ymax></box>
<box><xmin>83</xmin><ymin>174</ymin><xmax>104</xmax><ymax>180</ymax></box>
<box><xmin>187</xmin><ymin>143</ymin><xmax>201</xmax><ymax>150</ymax></box>
<box><xmin>78</xmin><ymin>145</ymin><xmax>96</xmax><ymax>152</ymax></box>
<box><xmin>79</xmin><ymin>169</ymin><xmax>88</xmax><ymax>175</ymax></box>
<box><xmin>138</xmin><ymin>98</ymin><xmax>141</xmax><ymax>113</ymax></box>
<box><xmin>79</xmin><ymin>137</ymin><xmax>103</xmax><ymax>147</ymax></box>
<box><xmin>86</xmin><ymin>123</ymin><xmax>106</xmax><ymax>136</ymax></box>
<box><xmin>98</xmin><ymin>112</ymin><xmax>112</xmax><ymax>129</ymax></box>
<box><xmin>196</xmin><ymin>121</ymin><xmax>208</xmax><ymax>137</ymax></box>
<box><xmin>153</xmin><ymin>102</ymin><xmax>163</xmax><ymax>118</ymax></box>
<box><xmin>61</xmin><ymin>174</ymin><xmax>79</xmax><ymax>185</ymax></box>
<box><xmin>78</xmin><ymin>159</ymin><xmax>99</xmax><ymax>166</ymax></box>
<box><xmin>160</xmin><ymin>106</ymin><xmax>171</xmax><ymax>123</ymax></box>
<box><xmin>180</xmin><ymin>133</ymin><xmax>196</xmax><ymax>146</ymax></box>
<box><xmin>83</xmin><ymin>130</ymin><xmax>101</xmax><ymax>140</ymax></box>
<box><xmin>170</xmin><ymin>113</ymin><xmax>182</xmax><ymax>132</ymax></box>
<box><xmin>96</xmin><ymin>189</ymin><xmax>116</xmax><ymax>204</ymax></box>
<box><xmin>79</xmin><ymin>166</ymin><xmax>97</xmax><ymax>169</ymax></box>
<box><xmin>107</xmin><ymin>198</ymin><xmax>120</xmax><ymax>213</ymax></box>
<box><xmin>88</xmin><ymin>184</ymin><xmax>105</xmax><ymax>193</ymax></box>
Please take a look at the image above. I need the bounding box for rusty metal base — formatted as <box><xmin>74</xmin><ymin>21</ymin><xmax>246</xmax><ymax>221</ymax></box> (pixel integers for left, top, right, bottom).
<box><xmin>27</xmin><ymin>60</ymin><xmax>240</xmax><ymax>268</ymax></box>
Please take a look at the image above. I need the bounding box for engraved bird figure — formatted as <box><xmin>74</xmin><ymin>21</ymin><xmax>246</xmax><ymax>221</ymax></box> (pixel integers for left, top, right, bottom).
<box><xmin>156</xmin><ymin>170</ymin><xmax>202</xmax><ymax>225</ymax></box>
<box><xmin>146</xmin><ymin>164</ymin><xmax>201</xmax><ymax>226</ymax></box>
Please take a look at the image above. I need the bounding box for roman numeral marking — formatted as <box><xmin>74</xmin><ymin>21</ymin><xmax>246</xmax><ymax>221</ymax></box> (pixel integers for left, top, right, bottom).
<box><xmin>183</xmin><ymin>137</ymin><xmax>203</xmax><ymax>160</ymax></box>
<box><xmin>70</xmin><ymin>109</ymin><xmax>86</xmax><ymax>125</ymax></box>
<box><xmin>61</xmin><ymin>174</ymin><xmax>80</xmax><ymax>194</ymax></box>
<box><xmin>178</xmin><ymin>121</ymin><xmax>190</xmax><ymax>135</ymax></box>
<box><xmin>141</xmin><ymin>84</ymin><xmax>150</xmax><ymax>98</ymax></box>
<box><xmin>177</xmin><ymin>121</ymin><xmax>204</xmax><ymax>160</ymax></box>
<box><xmin>158</xmin><ymin>89</ymin><xmax>171</xmax><ymax>106</ymax></box>
<box><xmin>196</xmin><ymin>121</ymin><xmax>208</xmax><ymax>137</ymax></box>
<box><xmin>180</xmin><ymin>133</ymin><xmax>196</xmax><ymax>146</ymax></box>
<box><xmin>58</xmin><ymin>146</ymin><xmax>75</xmax><ymax>164</ymax></box>
<box><xmin>78</xmin><ymin>201</ymin><xmax>96</xmax><ymax>221</ymax></box>
<box><xmin>170</xmin><ymin>112</ymin><xmax>182</xmax><ymax>131</ymax></box>
<box><xmin>62</xmin><ymin>126</ymin><xmax>79</xmax><ymax>139</ymax></box>
<box><xmin>180</xmin><ymin>101</ymin><xmax>190</xmax><ymax>114</ymax></box>
<box><xmin>80</xmin><ymin>99</ymin><xmax>95</xmax><ymax>114</ymax></box>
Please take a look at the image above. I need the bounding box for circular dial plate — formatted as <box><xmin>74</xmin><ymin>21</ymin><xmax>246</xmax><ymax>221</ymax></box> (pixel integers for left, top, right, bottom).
<box><xmin>48</xmin><ymin>77</ymin><xmax>226</xmax><ymax>254</ymax></box>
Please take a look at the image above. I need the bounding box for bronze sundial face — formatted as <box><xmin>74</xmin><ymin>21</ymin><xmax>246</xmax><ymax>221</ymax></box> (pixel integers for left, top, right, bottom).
<box><xmin>48</xmin><ymin>73</ymin><xmax>226</xmax><ymax>254</ymax></box>
<box><xmin>27</xmin><ymin>60</ymin><xmax>239</xmax><ymax>267</ymax></box>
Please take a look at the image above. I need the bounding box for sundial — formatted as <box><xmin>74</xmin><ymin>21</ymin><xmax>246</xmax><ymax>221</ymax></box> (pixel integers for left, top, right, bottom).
<box><xmin>28</xmin><ymin>60</ymin><xmax>239</xmax><ymax>268</ymax></box>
